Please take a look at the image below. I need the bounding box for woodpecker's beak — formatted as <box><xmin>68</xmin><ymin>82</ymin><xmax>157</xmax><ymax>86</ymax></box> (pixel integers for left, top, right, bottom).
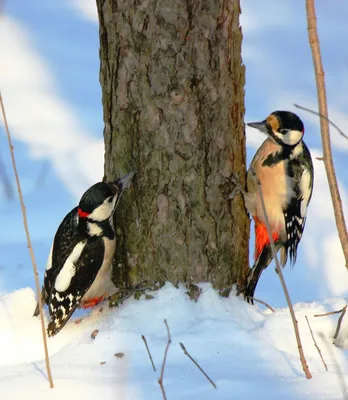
<box><xmin>247</xmin><ymin>120</ymin><xmax>268</xmax><ymax>135</ymax></box>
<box><xmin>114</xmin><ymin>171</ymin><xmax>135</xmax><ymax>191</ymax></box>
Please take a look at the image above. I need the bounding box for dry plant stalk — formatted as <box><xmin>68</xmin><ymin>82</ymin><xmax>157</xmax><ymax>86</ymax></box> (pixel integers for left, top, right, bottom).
<box><xmin>314</xmin><ymin>308</ymin><xmax>345</xmax><ymax>318</ymax></box>
<box><xmin>179</xmin><ymin>342</ymin><xmax>217</xmax><ymax>389</ymax></box>
<box><xmin>250</xmin><ymin>169</ymin><xmax>312</xmax><ymax>379</ymax></box>
<box><xmin>333</xmin><ymin>305</ymin><xmax>347</xmax><ymax>340</ymax></box>
<box><xmin>142</xmin><ymin>335</ymin><xmax>156</xmax><ymax>372</ymax></box>
<box><xmin>305</xmin><ymin>316</ymin><xmax>328</xmax><ymax>371</ymax></box>
<box><xmin>0</xmin><ymin>92</ymin><xmax>54</xmax><ymax>388</ymax></box>
<box><xmin>294</xmin><ymin>104</ymin><xmax>348</xmax><ymax>141</ymax></box>
<box><xmin>158</xmin><ymin>319</ymin><xmax>171</xmax><ymax>400</ymax></box>
<box><xmin>246</xmin><ymin>297</ymin><xmax>275</xmax><ymax>313</ymax></box>
<box><xmin>305</xmin><ymin>0</ymin><xmax>348</xmax><ymax>267</ymax></box>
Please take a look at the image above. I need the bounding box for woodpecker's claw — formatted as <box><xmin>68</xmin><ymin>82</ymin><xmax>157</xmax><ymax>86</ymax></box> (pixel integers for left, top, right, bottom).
<box><xmin>81</xmin><ymin>296</ymin><xmax>105</xmax><ymax>309</ymax></box>
<box><xmin>228</xmin><ymin>174</ymin><xmax>246</xmax><ymax>200</ymax></box>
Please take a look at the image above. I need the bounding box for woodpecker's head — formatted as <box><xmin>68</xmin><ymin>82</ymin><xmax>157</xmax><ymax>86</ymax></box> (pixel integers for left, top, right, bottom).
<box><xmin>247</xmin><ymin>111</ymin><xmax>305</xmax><ymax>147</ymax></box>
<box><xmin>77</xmin><ymin>171</ymin><xmax>135</xmax><ymax>222</ymax></box>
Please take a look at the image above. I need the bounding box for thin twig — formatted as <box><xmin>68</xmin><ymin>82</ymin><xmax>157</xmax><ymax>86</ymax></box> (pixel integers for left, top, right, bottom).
<box><xmin>294</xmin><ymin>104</ymin><xmax>348</xmax><ymax>141</ymax></box>
<box><xmin>305</xmin><ymin>315</ymin><xmax>328</xmax><ymax>371</ymax></box>
<box><xmin>142</xmin><ymin>335</ymin><xmax>156</xmax><ymax>372</ymax></box>
<box><xmin>314</xmin><ymin>309</ymin><xmax>345</xmax><ymax>318</ymax></box>
<box><xmin>319</xmin><ymin>333</ymin><xmax>348</xmax><ymax>400</ymax></box>
<box><xmin>250</xmin><ymin>168</ymin><xmax>312</xmax><ymax>379</ymax></box>
<box><xmin>0</xmin><ymin>92</ymin><xmax>54</xmax><ymax>388</ymax></box>
<box><xmin>158</xmin><ymin>319</ymin><xmax>171</xmax><ymax>400</ymax></box>
<box><xmin>179</xmin><ymin>342</ymin><xmax>217</xmax><ymax>389</ymax></box>
<box><xmin>333</xmin><ymin>305</ymin><xmax>347</xmax><ymax>340</ymax></box>
<box><xmin>246</xmin><ymin>296</ymin><xmax>275</xmax><ymax>313</ymax></box>
<box><xmin>305</xmin><ymin>0</ymin><xmax>348</xmax><ymax>268</ymax></box>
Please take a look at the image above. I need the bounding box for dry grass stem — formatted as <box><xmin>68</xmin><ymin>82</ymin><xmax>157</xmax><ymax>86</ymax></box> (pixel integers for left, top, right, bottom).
<box><xmin>250</xmin><ymin>168</ymin><xmax>312</xmax><ymax>379</ymax></box>
<box><xmin>294</xmin><ymin>104</ymin><xmax>348</xmax><ymax>141</ymax></box>
<box><xmin>179</xmin><ymin>342</ymin><xmax>217</xmax><ymax>389</ymax></box>
<box><xmin>142</xmin><ymin>335</ymin><xmax>156</xmax><ymax>372</ymax></box>
<box><xmin>333</xmin><ymin>305</ymin><xmax>347</xmax><ymax>340</ymax></box>
<box><xmin>0</xmin><ymin>92</ymin><xmax>54</xmax><ymax>388</ymax></box>
<box><xmin>246</xmin><ymin>297</ymin><xmax>275</xmax><ymax>313</ymax></box>
<box><xmin>305</xmin><ymin>0</ymin><xmax>348</xmax><ymax>268</ymax></box>
<box><xmin>158</xmin><ymin>319</ymin><xmax>171</xmax><ymax>400</ymax></box>
<box><xmin>314</xmin><ymin>309</ymin><xmax>345</xmax><ymax>318</ymax></box>
<box><xmin>305</xmin><ymin>315</ymin><xmax>328</xmax><ymax>371</ymax></box>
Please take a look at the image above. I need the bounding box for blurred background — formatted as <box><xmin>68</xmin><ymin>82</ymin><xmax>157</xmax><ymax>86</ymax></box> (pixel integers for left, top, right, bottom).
<box><xmin>0</xmin><ymin>0</ymin><xmax>347</xmax><ymax>306</ymax></box>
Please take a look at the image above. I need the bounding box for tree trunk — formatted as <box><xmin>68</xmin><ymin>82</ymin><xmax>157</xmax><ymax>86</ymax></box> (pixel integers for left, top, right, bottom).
<box><xmin>97</xmin><ymin>0</ymin><xmax>249</xmax><ymax>294</ymax></box>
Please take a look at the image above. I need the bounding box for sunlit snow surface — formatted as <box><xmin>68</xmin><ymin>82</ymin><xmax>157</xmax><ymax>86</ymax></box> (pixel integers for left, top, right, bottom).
<box><xmin>1</xmin><ymin>0</ymin><xmax>348</xmax><ymax>398</ymax></box>
<box><xmin>0</xmin><ymin>284</ymin><xmax>348</xmax><ymax>399</ymax></box>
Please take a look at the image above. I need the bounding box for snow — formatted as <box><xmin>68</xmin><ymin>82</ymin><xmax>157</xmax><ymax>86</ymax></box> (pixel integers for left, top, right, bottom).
<box><xmin>1</xmin><ymin>0</ymin><xmax>348</xmax><ymax>398</ymax></box>
<box><xmin>0</xmin><ymin>284</ymin><xmax>348</xmax><ymax>399</ymax></box>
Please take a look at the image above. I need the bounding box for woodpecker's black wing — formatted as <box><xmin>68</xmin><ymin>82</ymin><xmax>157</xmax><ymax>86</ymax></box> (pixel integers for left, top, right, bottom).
<box><xmin>33</xmin><ymin>207</ymin><xmax>83</xmax><ymax>316</ymax></box>
<box><xmin>283</xmin><ymin>144</ymin><xmax>314</xmax><ymax>265</ymax></box>
<box><xmin>47</xmin><ymin>237</ymin><xmax>105</xmax><ymax>336</ymax></box>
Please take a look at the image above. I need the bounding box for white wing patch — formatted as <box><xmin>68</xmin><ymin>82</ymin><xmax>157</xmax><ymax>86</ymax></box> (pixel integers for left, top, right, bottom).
<box><xmin>300</xmin><ymin>168</ymin><xmax>312</xmax><ymax>217</ymax></box>
<box><xmin>55</xmin><ymin>241</ymin><xmax>87</xmax><ymax>292</ymax></box>
<box><xmin>45</xmin><ymin>243</ymin><xmax>54</xmax><ymax>270</ymax></box>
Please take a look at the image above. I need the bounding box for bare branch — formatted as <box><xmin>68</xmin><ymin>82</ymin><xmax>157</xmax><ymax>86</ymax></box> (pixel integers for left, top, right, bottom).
<box><xmin>319</xmin><ymin>333</ymin><xmax>348</xmax><ymax>399</ymax></box>
<box><xmin>142</xmin><ymin>335</ymin><xmax>156</xmax><ymax>372</ymax></box>
<box><xmin>294</xmin><ymin>103</ymin><xmax>348</xmax><ymax>141</ymax></box>
<box><xmin>0</xmin><ymin>92</ymin><xmax>54</xmax><ymax>388</ymax></box>
<box><xmin>305</xmin><ymin>315</ymin><xmax>328</xmax><ymax>371</ymax></box>
<box><xmin>250</xmin><ymin>168</ymin><xmax>312</xmax><ymax>379</ymax></box>
<box><xmin>246</xmin><ymin>296</ymin><xmax>275</xmax><ymax>313</ymax></box>
<box><xmin>314</xmin><ymin>308</ymin><xmax>345</xmax><ymax>318</ymax></box>
<box><xmin>179</xmin><ymin>342</ymin><xmax>217</xmax><ymax>389</ymax></box>
<box><xmin>333</xmin><ymin>305</ymin><xmax>347</xmax><ymax>340</ymax></box>
<box><xmin>305</xmin><ymin>0</ymin><xmax>348</xmax><ymax>268</ymax></box>
<box><xmin>158</xmin><ymin>319</ymin><xmax>171</xmax><ymax>400</ymax></box>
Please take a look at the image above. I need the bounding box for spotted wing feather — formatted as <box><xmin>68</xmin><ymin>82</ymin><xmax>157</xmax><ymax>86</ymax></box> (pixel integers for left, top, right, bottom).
<box><xmin>47</xmin><ymin>237</ymin><xmax>105</xmax><ymax>336</ymax></box>
<box><xmin>284</xmin><ymin>144</ymin><xmax>313</xmax><ymax>265</ymax></box>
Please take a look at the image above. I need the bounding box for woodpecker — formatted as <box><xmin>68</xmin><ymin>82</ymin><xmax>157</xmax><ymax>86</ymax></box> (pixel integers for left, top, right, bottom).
<box><xmin>243</xmin><ymin>111</ymin><xmax>313</xmax><ymax>301</ymax></box>
<box><xmin>33</xmin><ymin>172</ymin><xmax>135</xmax><ymax>336</ymax></box>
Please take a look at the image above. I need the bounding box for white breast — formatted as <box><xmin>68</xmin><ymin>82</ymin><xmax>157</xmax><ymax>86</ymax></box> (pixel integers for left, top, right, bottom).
<box><xmin>82</xmin><ymin>237</ymin><xmax>117</xmax><ymax>301</ymax></box>
<box><xmin>248</xmin><ymin>139</ymin><xmax>295</xmax><ymax>235</ymax></box>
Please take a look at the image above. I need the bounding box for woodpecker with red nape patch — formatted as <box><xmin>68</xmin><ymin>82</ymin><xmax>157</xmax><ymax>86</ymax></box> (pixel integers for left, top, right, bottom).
<box><xmin>33</xmin><ymin>172</ymin><xmax>135</xmax><ymax>336</ymax></box>
<box><xmin>243</xmin><ymin>111</ymin><xmax>313</xmax><ymax>301</ymax></box>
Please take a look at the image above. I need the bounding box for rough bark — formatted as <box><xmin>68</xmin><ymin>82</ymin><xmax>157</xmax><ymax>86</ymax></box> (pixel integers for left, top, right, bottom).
<box><xmin>97</xmin><ymin>0</ymin><xmax>249</xmax><ymax>293</ymax></box>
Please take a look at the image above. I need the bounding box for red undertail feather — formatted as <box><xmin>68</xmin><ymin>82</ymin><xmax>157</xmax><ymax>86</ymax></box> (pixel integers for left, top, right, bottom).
<box><xmin>81</xmin><ymin>296</ymin><xmax>105</xmax><ymax>309</ymax></box>
<box><xmin>254</xmin><ymin>218</ymin><xmax>279</xmax><ymax>261</ymax></box>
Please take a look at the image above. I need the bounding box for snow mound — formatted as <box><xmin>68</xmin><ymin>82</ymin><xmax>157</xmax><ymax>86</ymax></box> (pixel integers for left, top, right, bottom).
<box><xmin>0</xmin><ymin>284</ymin><xmax>348</xmax><ymax>399</ymax></box>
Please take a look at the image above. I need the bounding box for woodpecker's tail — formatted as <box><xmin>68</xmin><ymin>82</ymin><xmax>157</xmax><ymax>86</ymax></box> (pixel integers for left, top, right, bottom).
<box><xmin>245</xmin><ymin>241</ymin><xmax>282</xmax><ymax>303</ymax></box>
<box><xmin>33</xmin><ymin>288</ymin><xmax>46</xmax><ymax>317</ymax></box>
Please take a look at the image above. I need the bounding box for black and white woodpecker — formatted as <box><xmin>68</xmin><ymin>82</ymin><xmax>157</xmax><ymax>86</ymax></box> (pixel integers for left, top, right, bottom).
<box><xmin>33</xmin><ymin>172</ymin><xmax>135</xmax><ymax>336</ymax></box>
<box><xmin>243</xmin><ymin>111</ymin><xmax>314</xmax><ymax>301</ymax></box>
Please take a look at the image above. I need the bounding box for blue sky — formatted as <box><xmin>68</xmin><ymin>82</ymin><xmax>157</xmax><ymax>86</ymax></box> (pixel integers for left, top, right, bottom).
<box><xmin>0</xmin><ymin>0</ymin><xmax>347</xmax><ymax>306</ymax></box>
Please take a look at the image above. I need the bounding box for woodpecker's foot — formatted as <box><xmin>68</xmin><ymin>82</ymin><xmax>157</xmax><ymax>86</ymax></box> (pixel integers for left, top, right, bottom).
<box><xmin>81</xmin><ymin>296</ymin><xmax>105</xmax><ymax>309</ymax></box>
<box><xmin>228</xmin><ymin>174</ymin><xmax>246</xmax><ymax>200</ymax></box>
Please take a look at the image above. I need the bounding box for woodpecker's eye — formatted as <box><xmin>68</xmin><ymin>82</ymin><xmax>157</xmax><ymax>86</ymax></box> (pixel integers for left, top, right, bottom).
<box><xmin>107</xmin><ymin>196</ymin><xmax>113</xmax><ymax>203</ymax></box>
<box><xmin>279</xmin><ymin>129</ymin><xmax>290</xmax><ymax>135</ymax></box>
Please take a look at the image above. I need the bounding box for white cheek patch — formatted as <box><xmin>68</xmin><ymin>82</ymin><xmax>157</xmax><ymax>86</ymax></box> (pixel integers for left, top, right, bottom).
<box><xmin>274</xmin><ymin>130</ymin><xmax>303</xmax><ymax>146</ymax></box>
<box><xmin>300</xmin><ymin>168</ymin><xmax>312</xmax><ymax>217</ymax></box>
<box><xmin>55</xmin><ymin>241</ymin><xmax>87</xmax><ymax>292</ymax></box>
<box><xmin>45</xmin><ymin>243</ymin><xmax>54</xmax><ymax>270</ymax></box>
<box><xmin>87</xmin><ymin>196</ymin><xmax>118</xmax><ymax>222</ymax></box>
<box><xmin>87</xmin><ymin>222</ymin><xmax>103</xmax><ymax>236</ymax></box>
